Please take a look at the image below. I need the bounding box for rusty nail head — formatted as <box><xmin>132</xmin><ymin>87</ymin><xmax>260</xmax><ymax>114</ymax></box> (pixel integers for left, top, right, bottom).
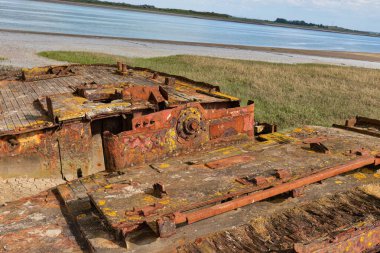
<box><xmin>157</xmin><ymin>217</ymin><xmax>176</xmax><ymax>238</ymax></box>
<box><xmin>275</xmin><ymin>169</ymin><xmax>291</xmax><ymax>180</ymax></box>
<box><xmin>310</xmin><ymin>142</ymin><xmax>330</xmax><ymax>154</ymax></box>
<box><xmin>345</xmin><ymin>117</ymin><xmax>357</xmax><ymax>127</ymax></box>
<box><xmin>252</xmin><ymin>176</ymin><xmax>267</xmax><ymax>186</ymax></box>
<box><xmin>165</xmin><ymin>77</ymin><xmax>176</xmax><ymax>86</ymax></box>
<box><xmin>153</xmin><ymin>183</ymin><xmax>168</xmax><ymax>198</ymax></box>
<box><xmin>190</xmin><ymin>121</ymin><xmax>199</xmax><ymax>131</ymax></box>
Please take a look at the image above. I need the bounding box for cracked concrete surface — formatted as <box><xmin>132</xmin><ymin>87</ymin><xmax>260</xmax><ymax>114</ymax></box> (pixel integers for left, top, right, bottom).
<box><xmin>0</xmin><ymin>177</ymin><xmax>65</xmax><ymax>205</ymax></box>
<box><xmin>2</xmin><ymin>31</ymin><xmax>380</xmax><ymax>69</ymax></box>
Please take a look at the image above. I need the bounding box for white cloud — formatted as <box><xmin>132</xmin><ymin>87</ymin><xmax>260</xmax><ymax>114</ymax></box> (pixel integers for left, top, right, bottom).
<box><xmin>283</xmin><ymin>0</ymin><xmax>380</xmax><ymax>8</ymax></box>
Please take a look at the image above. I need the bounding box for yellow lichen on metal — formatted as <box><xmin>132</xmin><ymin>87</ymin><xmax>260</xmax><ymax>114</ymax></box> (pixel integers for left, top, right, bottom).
<box><xmin>98</xmin><ymin>200</ymin><xmax>106</xmax><ymax>206</ymax></box>
<box><xmin>293</xmin><ymin>127</ymin><xmax>315</xmax><ymax>134</ymax></box>
<box><xmin>164</xmin><ymin>129</ymin><xmax>177</xmax><ymax>153</ymax></box>
<box><xmin>53</xmin><ymin>96</ymin><xmax>89</xmax><ymax>121</ymax></box>
<box><xmin>53</xmin><ymin>95</ymin><xmax>133</xmax><ymax>121</ymax></box>
<box><xmin>353</xmin><ymin>173</ymin><xmax>367</xmax><ymax>180</ymax></box>
<box><xmin>104</xmin><ymin>210</ymin><xmax>118</xmax><ymax>217</ymax></box>
<box><xmin>158</xmin><ymin>163</ymin><xmax>170</xmax><ymax>169</ymax></box>
<box><xmin>158</xmin><ymin>199</ymin><xmax>170</xmax><ymax>205</ymax></box>
<box><xmin>17</xmin><ymin>133</ymin><xmax>43</xmax><ymax>147</ymax></box>
<box><xmin>22</xmin><ymin>66</ymin><xmax>50</xmax><ymax>75</ymax></box>
<box><xmin>143</xmin><ymin>196</ymin><xmax>155</xmax><ymax>203</ymax></box>
<box><xmin>259</xmin><ymin>132</ymin><xmax>297</xmax><ymax>144</ymax></box>
<box><xmin>127</xmin><ymin>215</ymin><xmax>142</xmax><ymax>221</ymax></box>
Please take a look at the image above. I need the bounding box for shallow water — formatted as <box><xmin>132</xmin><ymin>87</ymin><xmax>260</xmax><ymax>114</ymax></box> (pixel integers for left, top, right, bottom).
<box><xmin>1</xmin><ymin>0</ymin><xmax>380</xmax><ymax>52</ymax></box>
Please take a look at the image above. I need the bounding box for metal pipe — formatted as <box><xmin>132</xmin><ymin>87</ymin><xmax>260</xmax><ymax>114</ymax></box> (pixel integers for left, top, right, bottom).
<box><xmin>184</xmin><ymin>156</ymin><xmax>376</xmax><ymax>224</ymax></box>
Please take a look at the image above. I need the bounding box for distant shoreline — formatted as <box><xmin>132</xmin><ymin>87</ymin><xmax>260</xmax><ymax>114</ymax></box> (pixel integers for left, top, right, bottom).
<box><xmin>37</xmin><ymin>0</ymin><xmax>380</xmax><ymax>38</ymax></box>
<box><xmin>2</xmin><ymin>28</ymin><xmax>380</xmax><ymax>63</ymax></box>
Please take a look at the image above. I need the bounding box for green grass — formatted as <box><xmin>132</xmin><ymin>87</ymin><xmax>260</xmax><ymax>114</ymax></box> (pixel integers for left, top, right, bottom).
<box><xmin>38</xmin><ymin>51</ymin><xmax>128</xmax><ymax>65</ymax></box>
<box><xmin>38</xmin><ymin>51</ymin><xmax>380</xmax><ymax>129</ymax></box>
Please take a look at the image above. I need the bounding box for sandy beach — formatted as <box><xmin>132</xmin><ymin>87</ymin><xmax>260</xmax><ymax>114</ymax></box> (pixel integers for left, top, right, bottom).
<box><xmin>1</xmin><ymin>30</ymin><xmax>380</xmax><ymax>69</ymax></box>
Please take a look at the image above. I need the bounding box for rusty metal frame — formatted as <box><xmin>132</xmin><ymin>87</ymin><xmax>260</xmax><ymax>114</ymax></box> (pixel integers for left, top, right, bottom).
<box><xmin>159</xmin><ymin>156</ymin><xmax>378</xmax><ymax>234</ymax></box>
<box><xmin>103</xmin><ymin>102</ymin><xmax>255</xmax><ymax>171</ymax></box>
<box><xmin>333</xmin><ymin>116</ymin><xmax>380</xmax><ymax>138</ymax></box>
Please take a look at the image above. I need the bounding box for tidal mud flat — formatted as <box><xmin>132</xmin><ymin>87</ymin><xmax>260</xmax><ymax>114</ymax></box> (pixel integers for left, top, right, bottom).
<box><xmin>1</xmin><ymin>30</ymin><xmax>380</xmax><ymax>69</ymax></box>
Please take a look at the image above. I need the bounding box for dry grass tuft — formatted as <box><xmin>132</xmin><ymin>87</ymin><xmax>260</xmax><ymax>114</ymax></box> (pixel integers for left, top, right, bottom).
<box><xmin>38</xmin><ymin>51</ymin><xmax>380</xmax><ymax>129</ymax></box>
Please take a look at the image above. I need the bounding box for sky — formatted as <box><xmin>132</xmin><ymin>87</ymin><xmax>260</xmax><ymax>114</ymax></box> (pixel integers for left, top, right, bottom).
<box><xmin>109</xmin><ymin>0</ymin><xmax>380</xmax><ymax>33</ymax></box>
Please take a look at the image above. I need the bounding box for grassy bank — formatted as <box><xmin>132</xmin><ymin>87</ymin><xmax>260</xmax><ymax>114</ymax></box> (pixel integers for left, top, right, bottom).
<box><xmin>0</xmin><ymin>57</ymin><xmax>6</xmax><ymax>61</ymax></box>
<box><xmin>38</xmin><ymin>51</ymin><xmax>380</xmax><ymax>129</ymax></box>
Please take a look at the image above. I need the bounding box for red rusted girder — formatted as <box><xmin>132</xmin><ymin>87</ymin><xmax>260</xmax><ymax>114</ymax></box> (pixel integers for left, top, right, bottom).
<box><xmin>178</xmin><ymin>156</ymin><xmax>376</xmax><ymax>224</ymax></box>
<box><xmin>103</xmin><ymin>103</ymin><xmax>255</xmax><ymax>171</ymax></box>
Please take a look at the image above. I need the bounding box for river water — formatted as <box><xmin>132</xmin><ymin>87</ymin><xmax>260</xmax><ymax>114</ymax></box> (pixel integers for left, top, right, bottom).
<box><xmin>1</xmin><ymin>0</ymin><xmax>380</xmax><ymax>52</ymax></box>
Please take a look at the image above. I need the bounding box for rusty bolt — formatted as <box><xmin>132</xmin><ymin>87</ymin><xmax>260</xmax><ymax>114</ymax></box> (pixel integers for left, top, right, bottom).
<box><xmin>190</xmin><ymin>121</ymin><xmax>199</xmax><ymax>131</ymax></box>
<box><xmin>117</xmin><ymin>62</ymin><xmax>122</xmax><ymax>71</ymax></box>
<box><xmin>152</xmin><ymin>72</ymin><xmax>159</xmax><ymax>79</ymax></box>
<box><xmin>251</xmin><ymin>176</ymin><xmax>268</xmax><ymax>186</ymax></box>
<box><xmin>121</xmin><ymin>64</ymin><xmax>128</xmax><ymax>72</ymax></box>
<box><xmin>157</xmin><ymin>216</ymin><xmax>176</xmax><ymax>238</ymax></box>
<box><xmin>349</xmin><ymin>148</ymin><xmax>370</xmax><ymax>157</ymax></box>
<box><xmin>275</xmin><ymin>169</ymin><xmax>291</xmax><ymax>180</ymax></box>
<box><xmin>185</xmin><ymin>119</ymin><xmax>199</xmax><ymax>134</ymax></box>
<box><xmin>310</xmin><ymin>142</ymin><xmax>330</xmax><ymax>154</ymax></box>
<box><xmin>153</xmin><ymin>183</ymin><xmax>168</xmax><ymax>198</ymax></box>
<box><xmin>291</xmin><ymin>187</ymin><xmax>304</xmax><ymax>198</ymax></box>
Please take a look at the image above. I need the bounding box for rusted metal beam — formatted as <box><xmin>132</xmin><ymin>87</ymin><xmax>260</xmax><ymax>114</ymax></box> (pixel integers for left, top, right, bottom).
<box><xmin>334</xmin><ymin>124</ymin><xmax>380</xmax><ymax>138</ymax></box>
<box><xmin>356</xmin><ymin>116</ymin><xmax>380</xmax><ymax>126</ymax></box>
<box><xmin>333</xmin><ymin>116</ymin><xmax>380</xmax><ymax>138</ymax></box>
<box><xmin>177</xmin><ymin>156</ymin><xmax>376</xmax><ymax>224</ymax></box>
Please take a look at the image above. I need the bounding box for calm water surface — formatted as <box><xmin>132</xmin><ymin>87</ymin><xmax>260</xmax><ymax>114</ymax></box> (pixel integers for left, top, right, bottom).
<box><xmin>1</xmin><ymin>0</ymin><xmax>380</xmax><ymax>52</ymax></box>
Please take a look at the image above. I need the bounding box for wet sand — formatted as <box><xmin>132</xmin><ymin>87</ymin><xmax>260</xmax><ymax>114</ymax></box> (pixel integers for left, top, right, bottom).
<box><xmin>1</xmin><ymin>29</ymin><xmax>380</xmax><ymax>69</ymax></box>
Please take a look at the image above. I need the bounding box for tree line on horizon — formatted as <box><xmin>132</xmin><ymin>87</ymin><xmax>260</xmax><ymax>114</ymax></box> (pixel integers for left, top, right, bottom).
<box><xmin>274</xmin><ymin>18</ymin><xmax>328</xmax><ymax>29</ymax></box>
<box><xmin>59</xmin><ymin>0</ymin><xmax>378</xmax><ymax>36</ymax></box>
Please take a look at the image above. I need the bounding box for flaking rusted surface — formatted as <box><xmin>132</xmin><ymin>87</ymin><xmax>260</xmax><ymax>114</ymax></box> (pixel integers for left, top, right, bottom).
<box><xmin>1</xmin><ymin>64</ymin><xmax>380</xmax><ymax>253</ymax></box>
<box><xmin>0</xmin><ymin>191</ymin><xmax>84</xmax><ymax>252</ymax></box>
<box><xmin>0</xmin><ymin>64</ymin><xmax>243</xmax><ymax>180</ymax></box>
<box><xmin>0</xmin><ymin>126</ymin><xmax>380</xmax><ymax>252</ymax></box>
